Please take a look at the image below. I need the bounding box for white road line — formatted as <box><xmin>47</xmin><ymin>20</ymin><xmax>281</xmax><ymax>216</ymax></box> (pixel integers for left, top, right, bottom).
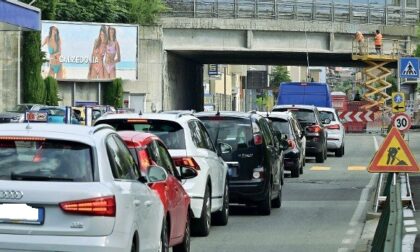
<box><xmin>373</xmin><ymin>136</ymin><xmax>379</xmax><ymax>151</ymax></box>
<box><xmin>341</xmin><ymin>238</ymin><xmax>352</xmax><ymax>244</ymax></box>
<box><xmin>404</xmin><ymin>209</ymin><xmax>415</xmax><ymax>218</ymax></box>
<box><xmin>405</xmin><ymin>227</ymin><xmax>419</xmax><ymax>233</ymax></box>
<box><xmin>346</xmin><ymin>229</ymin><xmax>355</xmax><ymax>235</ymax></box>
<box><xmin>404</xmin><ymin>220</ymin><xmax>416</xmax><ymax>226</ymax></box>
<box><xmin>403</xmin><ymin>234</ymin><xmax>417</xmax><ymax>252</ymax></box>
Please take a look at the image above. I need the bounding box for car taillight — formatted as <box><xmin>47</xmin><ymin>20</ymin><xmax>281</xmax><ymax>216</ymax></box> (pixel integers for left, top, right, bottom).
<box><xmin>252</xmin><ymin>166</ymin><xmax>264</xmax><ymax>179</ymax></box>
<box><xmin>173</xmin><ymin>157</ymin><xmax>200</xmax><ymax>170</ymax></box>
<box><xmin>288</xmin><ymin>139</ymin><xmax>296</xmax><ymax>149</ymax></box>
<box><xmin>59</xmin><ymin>196</ymin><xmax>116</xmax><ymax>217</ymax></box>
<box><xmin>326</xmin><ymin>124</ymin><xmax>340</xmax><ymax>130</ymax></box>
<box><xmin>307</xmin><ymin>125</ymin><xmax>322</xmax><ymax>133</ymax></box>
<box><xmin>139</xmin><ymin>149</ymin><xmax>151</xmax><ymax>169</ymax></box>
<box><xmin>253</xmin><ymin>134</ymin><xmax>263</xmax><ymax>145</ymax></box>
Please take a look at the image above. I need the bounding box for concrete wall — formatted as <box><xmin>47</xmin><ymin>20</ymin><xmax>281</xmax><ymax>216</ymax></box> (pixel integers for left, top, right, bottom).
<box><xmin>165</xmin><ymin>52</ymin><xmax>204</xmax><ymax>111</ymax></box>
<box><xmin>0</xmin><ymin>31</ymin><xmax>19</xmax><ymax>111</ymax></box>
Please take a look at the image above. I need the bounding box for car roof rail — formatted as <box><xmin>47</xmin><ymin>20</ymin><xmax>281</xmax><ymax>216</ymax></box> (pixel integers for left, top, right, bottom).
<box><xmin>158</xmin><ymin>110</ymin><xmax>195</xmax><ymax>118</ymax></box>
<box><xmin>92</xmin><ymin>124</ymin><xmax>114</xmax><ymax>134</ymax></box>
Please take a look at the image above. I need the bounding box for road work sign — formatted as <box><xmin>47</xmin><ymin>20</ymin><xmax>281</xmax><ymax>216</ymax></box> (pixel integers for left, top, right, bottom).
<box><xmin>400</xmin><ymin>57</ymin><xmax>419</xmax><ymax>78</ymax></box>
<box><xmin>368</xmin><ymin>127</ymin><xmax>419</xmax><ymax>173</ymax></box>
<box><xmin>392</xmin><ymin>92</ymin><xmax>406</xmax><ymax>113</ymax></box>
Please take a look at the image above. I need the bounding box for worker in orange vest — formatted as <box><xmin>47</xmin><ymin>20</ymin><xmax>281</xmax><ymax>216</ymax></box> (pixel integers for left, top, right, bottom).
<box><xmin>374</xmin><ymin>30</ymin><xmax>382</xmax><ymax>55</ymax></box>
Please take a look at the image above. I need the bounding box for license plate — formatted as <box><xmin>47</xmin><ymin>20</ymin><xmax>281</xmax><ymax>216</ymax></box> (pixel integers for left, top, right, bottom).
<box><xmin>228</xmin><ymin>166</ymin><xmax>238</xmax><ymax>177</ymax></box>
<box><xmin>0</xmin><ymin>204</ymin><xmax>44</xmax><ymax>225</ymax></box>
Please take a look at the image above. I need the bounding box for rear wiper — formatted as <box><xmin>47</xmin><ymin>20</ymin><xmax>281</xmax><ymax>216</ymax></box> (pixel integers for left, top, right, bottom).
<box><xmin>11</xmin><ymin>173</ymin><xmax>74</xmax><ymax>181</ymax></box>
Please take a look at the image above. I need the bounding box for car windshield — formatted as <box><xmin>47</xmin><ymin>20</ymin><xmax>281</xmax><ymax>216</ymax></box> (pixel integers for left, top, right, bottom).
<box><xmin>198</xmin><ymin>117</ymin><xmax>254</xmax><ymax>151</ymax></box>
<box><xmin>274</xmin><ymin>108</ymin><xmax>316</xmax><ymax>123</ymax></box>
<box><xmin>7</xmin><ymin>105</ymin><xmax>28</xmax><ymax>113</ymax></box>
<box><xmin>97</xmin><ymin>119</ymin><xmax>186</xmax><ymax>149</ymax></box>
<box><xmin>270</xmin><ymin>118</ymin><xmax>291</xmax><ymax>137</ymax></box>
<box><xmin>0</xmin><ymin>139</ymin><xmax>93</xmax><ymax>182</ymax></box>
<box><xmin>39</xmin><ymin>108</ymin><xmax>65</xmax><ymax>116</ymax></box>
<box><xmin>320</xmin><ymin>111</ymin><xmax>336</xmax><ymax>122</ymax></box>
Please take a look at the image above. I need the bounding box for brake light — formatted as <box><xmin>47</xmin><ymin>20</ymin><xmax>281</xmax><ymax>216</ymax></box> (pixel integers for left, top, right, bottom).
<box><xmin>59</xmin><ymin>196</ymin><xmax>116</xmax><ymax>217</ymax></box>
<box><xmin>307</xmin><ymin>125</ymin><xmax>322</xmax><ymax>133</ymax></box>
<box><xmin>127</xmin><ymin>119</ymin><xmax>148</xmax><ymax>123</ymax></box>
<box><xmin>253</xmin><ymin>134</ymin><xmax>263</xmax><ymax>145</ymax></box>
<box><xmin>0</xmin><ymin>136</ymin><xmax>45</xmax><ymax>141</ymax></box>
<box><xmin>173</xmin><ymin>157</ymin><xmax>200</xmax><ymax>170</ymax></box>
<box><xmin>326</xmin><ymin>124</ymin><xmax>340</xmax><ymax>130</ymax></box>
<box><xmin>288</xmin><ymin>139</ymin><xmax>296</xmax><ymax>149</ymax></box>
<box><xmin>139</xmin><ymin>149</ymin><xmax>151</xmax><ymax>169</ymax></box>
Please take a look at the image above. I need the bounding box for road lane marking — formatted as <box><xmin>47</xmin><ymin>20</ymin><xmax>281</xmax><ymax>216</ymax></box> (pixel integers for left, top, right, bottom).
<box><xmin>341</xmin><ymin>238</ymin><xmax>352</xmax><ymax>244</ymax></box>
<box><xmin>348</xmin><ymin>166</ymin><xmax>367</xmax><ymax>171</ymax></box>
<box><xmin>405</xmin><ymin>227</ymin><xmax>418</xmax><ymax>233</ymax></box>
<box><xmin>373</xmin><ymin>136</ymin><xmax>379</xmax><ymax>151</ymax></box>
<box><xmin>310</xmin><ymin>166</ymin><xmax>331</xmax><ymax>171</ymax></box>
<box><xmin>404</xmin><ymin>209</ymin><xmax>414</xmax><ymax>218</ymax></box>
<box><xmin>402</xmin><ymin>234</ymin><xmax>416</xmax><ymax>252</ymax></box>
<box><xmin>346</xmin><ymin>229</ymin><xmax>355</xmax><ymax>235</ymax></box>
<box><xmin>404</xmin><ymin>220</ymin><xmax>416</xmax><ymax>226</ymax></box>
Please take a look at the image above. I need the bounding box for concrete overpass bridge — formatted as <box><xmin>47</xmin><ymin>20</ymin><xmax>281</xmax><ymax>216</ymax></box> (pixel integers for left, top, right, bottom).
<box><xmin>133</xmin><ymin>0</ymin><xmax>418</xmax><ymax>111</ymax></box>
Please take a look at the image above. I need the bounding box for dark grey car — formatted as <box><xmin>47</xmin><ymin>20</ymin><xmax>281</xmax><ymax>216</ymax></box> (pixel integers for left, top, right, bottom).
<box><xmin>0</xmin><ymin>104</ymin><xmax>43</xmax><ymax>123</ymax></box>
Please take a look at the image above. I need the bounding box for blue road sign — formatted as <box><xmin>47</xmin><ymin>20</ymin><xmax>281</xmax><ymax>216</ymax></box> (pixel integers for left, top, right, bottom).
<box><xmin>400</xmin><ymin>57</ymin><xmax>419</xmax><ymax>78</ymax></box>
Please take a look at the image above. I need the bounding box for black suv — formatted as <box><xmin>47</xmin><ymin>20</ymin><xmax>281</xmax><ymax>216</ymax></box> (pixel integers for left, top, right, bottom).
<box><xmin>272</xmin><ymin>105</ymin><xmax>329</xmax><ymax>163</ymax></box>
<box><xmin>196</xmin><ymin>111</ymin><xmax>286</xmax><ymax>215</ymax></box>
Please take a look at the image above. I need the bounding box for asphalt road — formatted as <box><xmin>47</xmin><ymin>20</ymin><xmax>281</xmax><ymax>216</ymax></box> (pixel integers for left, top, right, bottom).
<box><xmin>191</xmin><ymin>134</ymin><xmax>380</xmax><ymax>252</ymax></box>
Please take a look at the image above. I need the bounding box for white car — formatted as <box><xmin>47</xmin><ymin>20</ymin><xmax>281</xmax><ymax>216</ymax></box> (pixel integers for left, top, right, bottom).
<box><xmin>317</xmin><ymin>107</ymin><xmax>345</xmax><ymax>157</ymax></box>
<box><xmin>95</xmin><ymin>111</ymin><xmax>229</xmax><ymax>237</ymax></box>
<box><xmin>0</xmin><ymin>123</ymin><xmax>165</xmax><ymax>252</ymax></box>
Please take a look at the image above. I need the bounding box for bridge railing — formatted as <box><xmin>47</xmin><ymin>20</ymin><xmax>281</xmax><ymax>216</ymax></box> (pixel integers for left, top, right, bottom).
<box><xmin>351</xmin><ymin>38</ymin><xmax>412</xmax><ymax>58</ymax></box>
<box><xmin>163</xmin><ymin>0</ymin><xmax>419</xmax><ymax>25</ymax></box>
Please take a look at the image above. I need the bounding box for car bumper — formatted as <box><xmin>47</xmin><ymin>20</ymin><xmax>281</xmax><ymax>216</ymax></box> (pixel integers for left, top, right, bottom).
<box><xmin>228</xmin><ymin>179</ymin><xmax>268</xmax><ymax>204</ymax></box>
<box><xmin>305</xmin><ymin>138</ymin><xmax>324</xmax><ymax>155</ymax></box>
<box><xmin>0</xmin><ymin>232</ymin><xmax>133</xmax><ymax>252</ymax></box>
<box><xmin>283</xmin><ymin>150</ymin><xmax>300</xmax><ymax>171</ymax></box>
<box><xmin>326</xmin><ymin>133</ymin><xmax>343</xmax><ymax>150</ymax></box>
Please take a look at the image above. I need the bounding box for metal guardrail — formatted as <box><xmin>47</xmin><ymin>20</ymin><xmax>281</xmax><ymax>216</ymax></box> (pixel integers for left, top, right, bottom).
<box><xmin>352</xmin><ymin>39</ymin><xmax>413</xmax><ymax>58</ymax></box>
<box><xmin>163</xmin><ymin>0</ymin><xmax>419</xmax><ymax>25</ymax></box>
<box><xmin>371</xmin><ymin>174</ymin><xmax>403</xmax><ymax>252</ymax></box>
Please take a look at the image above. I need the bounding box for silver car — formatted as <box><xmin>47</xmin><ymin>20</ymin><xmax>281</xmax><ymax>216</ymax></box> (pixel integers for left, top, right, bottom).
<box><xmin>0</xmin><ymin>123</ymin><xmax>165</xmax><ymax>252</ymax></box>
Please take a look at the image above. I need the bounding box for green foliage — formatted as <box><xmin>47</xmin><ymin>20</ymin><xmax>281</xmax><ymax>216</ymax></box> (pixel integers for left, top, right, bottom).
<box><xmin>44</xmin><ymin>77</ymin><xmax>59</xmax><ymax>106</ymax></box>
<box><xmin>270</xmin><ymin>66</ymin><xmax>291</xmax><ymax>90</ymax></box>
<box><xmin>332</xmin><ymin>80</ymin><xmax>353</xmax><ymax>93</ymax></box>
<box><xmin>22</xmin><ymin>31</ymin><xmax>45</xmax><ymax>104</ymax></box>
<box><xmin>129</xmin><ymin>0</ymin><xmax>168</xmax><ymax>25</ymax></box>
<box><xmin>103</xmin><ymin>78</ymin><xmax>124</xmax><ymax>108</ymax></box>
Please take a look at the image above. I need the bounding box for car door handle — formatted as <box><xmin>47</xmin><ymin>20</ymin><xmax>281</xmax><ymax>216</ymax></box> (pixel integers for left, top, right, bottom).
<box><xmin>144</xmin><ymin>201</ymin><xmax>153</xmax><ymax>207</ymax></box>
<box><xmin>133</xmin><ymin>200</ymin><xmax>141</xmax><ymax>207</ymax></box>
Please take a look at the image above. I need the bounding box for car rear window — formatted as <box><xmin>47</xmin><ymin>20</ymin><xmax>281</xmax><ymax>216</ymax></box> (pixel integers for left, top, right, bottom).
<box><xmin>98</xmin><ymin>119</ymin><xmax>186</xmax><ymax>150</ymax></box>
<box><xmin>0</xmin><ymin>138</ymin><xmax>93</xmax><ymax>182</ymax></box>
<box><xmin>199</xmin><ymin>117</ymin><xmax>254</xmax><ymax>150</ymax></box>
<box><xmin>274</xmin><ymin>108</ymin><xmax>316</xmax><ymax>124</ymax></box>
<box><xmin>319</xmin><ymin>111</ymin><xmax>336</xmax><ymax>122</ymax></box>
<box><xmin>270</xmin><ymin>118</ymin><xmax>291</xmax><ymax>137</ymax></box>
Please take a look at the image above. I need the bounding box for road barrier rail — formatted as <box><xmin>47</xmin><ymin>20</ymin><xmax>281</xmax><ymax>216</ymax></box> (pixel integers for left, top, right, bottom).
<box><xmin>163</xmin><ymin>0</ymin><xmax>419</xmax><ymax>25</ymax></box>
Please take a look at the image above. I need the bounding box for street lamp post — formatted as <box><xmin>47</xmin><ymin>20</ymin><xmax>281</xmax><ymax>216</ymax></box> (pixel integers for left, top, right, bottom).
<box><xmin>224</xmin><ymin>66</ymin><xmax>227</xmax><ymax>110</ymax></box>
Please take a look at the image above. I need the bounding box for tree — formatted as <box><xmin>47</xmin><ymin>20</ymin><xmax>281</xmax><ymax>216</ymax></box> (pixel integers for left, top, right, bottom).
<box><xmin>103</xmin><ymin>78</ymin><xmax>123</xmax><ymax>108</ymax></box>
<box><xmin>44</xmin><ymin>77</ymin><xmax>59</xmax><ymax>106</ymax></box>
<box><xmin>22</xmin><ymin>31</ymin><xmax>45</xmax><ymax>104</ymax></box>
<box><xmin>270</xmin><ymin>66</ymin><xmax>291</xmax><ymax>90</ymax></box>
<box><xmin>129</xmin><ymin>0</ymin><xmax>168</xmax><ymax>25</ymax></box>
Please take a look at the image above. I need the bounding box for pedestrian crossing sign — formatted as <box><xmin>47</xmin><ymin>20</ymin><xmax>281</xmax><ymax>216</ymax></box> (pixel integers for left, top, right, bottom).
<box><xmin>400</xmin><ymin>57</ymin><xmax>419</xmax><ymax>78</ymax></box>
<box><xmin>368</xmin><ymin>127</ymin><xmax>420</xmax><ymax>173</ymax></box>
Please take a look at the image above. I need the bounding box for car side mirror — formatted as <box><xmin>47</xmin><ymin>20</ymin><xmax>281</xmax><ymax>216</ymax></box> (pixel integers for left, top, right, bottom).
<box><xmin>322</xmin><ymin>118</ymin><xmax>331</xmax><ymax>125</ymax></box>
<box><xmin>217</xmin><ymin>142</ymin><xmax>232</xmax><ymax>155</ymax></box>
<box><xmin>180</xmin><ymin>166</ymin><xmax>198</xmax><ymax>180</ymax></box>
<box><xmin>146</xmin><ymin>165</ymin><xmax>168</xmax><ymax>183</ymax></box>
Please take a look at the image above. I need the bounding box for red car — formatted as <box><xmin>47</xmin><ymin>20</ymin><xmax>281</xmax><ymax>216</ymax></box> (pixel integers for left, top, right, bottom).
<box><xmin>118</xmin><ymin>131</ymin><xmax>196</xmax><ymax>252</ymax></box>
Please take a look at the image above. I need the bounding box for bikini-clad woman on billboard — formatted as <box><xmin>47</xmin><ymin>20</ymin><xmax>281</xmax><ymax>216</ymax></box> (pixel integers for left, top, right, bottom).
<box><xmin>104</xmin><ymin>27</ymin><xmax>121</xmax><ymax>79</ymax></box>
<box><xmin>88</xmin><ymin>25</ymin><xmax>108</xmax><ymax>79</ymax></box>
<box><xmin>42</xmin><ymin>26</ymin><xmax>63</xmax><ymax>79</ymax></box>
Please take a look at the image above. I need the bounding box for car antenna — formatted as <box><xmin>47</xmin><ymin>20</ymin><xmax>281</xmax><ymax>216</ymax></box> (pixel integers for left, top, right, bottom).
<box><xmin>25</xmin><ymin>110</ymin><xmax>31</xmax><ymax>130</ymax></box>
<box><xmin>139</xmin><ymin>110</ymin><xmax>142</xmax><ymax>115</ymax></box>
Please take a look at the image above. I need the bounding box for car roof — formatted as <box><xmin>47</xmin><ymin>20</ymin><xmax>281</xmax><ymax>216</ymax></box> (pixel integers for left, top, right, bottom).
<box><xmin>317</xmin><ymin>107</ymin><xmax>336</xmax><ymax>112</ymax></box>
<box><xmin>195</xmin><ymin>111</ymin><xmax>260</xmax><ymax>120</ymax></box>
<box><xmin>266</xmin><ymin>111</ymin><xmax>294</xmax><ymax>120</ymax></box>
<box><xmin>272</xmin><ymin>104</ymin><xmax>317</xmax><ymax>110</ymax></box>
<box><xmin>96</xmin><ymin>112</ymin><xmax>198</xmax><ymax>123</ymax></box>
<box><xmin>0</xmin><ymin>123</ymin><xmax>113</xmax><ymax>146</ymax></box>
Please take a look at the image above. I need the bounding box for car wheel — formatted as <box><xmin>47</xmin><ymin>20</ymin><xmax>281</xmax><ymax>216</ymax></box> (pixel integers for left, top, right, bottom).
<box><xmin>212</xmin><ymin>181</ymin><xmax>229</xmax><ymax>226</ymax></box>
<box><xmin>258</xmin><ymin>182</ymin><xmax>272</xmax><ymax>215</ymax></box>
<box><xmin>315</xmin><ymin>151</ymin><xmax>325</xmax><ymax>163</ymax></box>
<box><xmin>191</xmin><ymin>184</ymin><xmax>211</xmax><ymax>237</ymax></box>
<box><xmin>335</xmin><ymin>144</ymin><xmax>344</xmax><ymax>157</ymax></box>
<box><xmin>160</xmin><ymin>219</ymin><xmax>169</xmax><ymax>252</ymax></box>
<box><xmin>324</xmin><ymin>145</ymin><xmax>328</xmax><ymax>160</ymax></box>
<box><xmin>173</xmin><ymin>211</ymin><xmax>191</xmax><ymax>252</ymax></box>
<box><xmin>291</xmin><ymin>164</ymin><xmax>300</xmax><ymax>178</ymax></box>
<box><xmin>271</xmin><ymin>181</ymin><xmax>282</xmax><ymax>208</ymax></box>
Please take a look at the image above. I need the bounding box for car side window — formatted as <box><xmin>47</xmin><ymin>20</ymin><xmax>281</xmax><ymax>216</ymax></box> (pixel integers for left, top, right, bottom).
<box><xmin>156</xmin><ymin>141</ymin><xmax>176</xmax><ymax>176</ymax></box>
<box><xmin>291</xmin><ymin>119</ymin><xmax>302</xmax><ymax>138</ymax></box>
<box><xmin>196</xmin><ymin>121</ymin><xmax>216</xmax><ymax>152</ymax></box>
<box><xmin>106</xmin><ymin>135</ymin><xmax>138</xmax><ymax>180</ymax></box>
<box><xmin>259</xmin><ymin>119</ymin><xmax>274</xmax><ymax>146</ymax></box>
<box><xmin>188</xmin><ymin>120</ymin><xmax>214</xmax><ymax>151</ymax></box>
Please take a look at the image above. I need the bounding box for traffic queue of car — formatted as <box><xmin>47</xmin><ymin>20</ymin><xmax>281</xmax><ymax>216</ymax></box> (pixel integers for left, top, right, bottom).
<box><xmin>0</xmin><ymin>105</ymin><xmax>345</xmax><ymax>252</ymax></box>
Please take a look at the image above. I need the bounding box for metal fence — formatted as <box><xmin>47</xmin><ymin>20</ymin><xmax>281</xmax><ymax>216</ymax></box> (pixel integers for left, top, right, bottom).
<box><xmin>163</xmin><ymin>0</ymin><xmax>419</xmax><ymax>25</ymax></box>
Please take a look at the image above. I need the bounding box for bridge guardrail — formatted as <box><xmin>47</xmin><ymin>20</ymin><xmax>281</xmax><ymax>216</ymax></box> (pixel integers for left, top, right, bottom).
<box><xmin>163</xmin><ymin>0</ymin><xmax>419</xmax><ymax>25</ymax></box>
<box><xmin>371</xmin><ymin>174</ymin><xmax>403</xmax><ymax>252</ymax></box>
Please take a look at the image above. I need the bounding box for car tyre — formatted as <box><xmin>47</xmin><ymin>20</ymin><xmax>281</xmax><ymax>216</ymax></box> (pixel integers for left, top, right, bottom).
<box><xmin>212</xmin><ymin>181</ymin><xmax>229</xmax><ymax>226</ymax></box>
<box><xmin>173</xmin><ymin>211</ymin><xmax>191</xmax><ymax>252</ymax></box>
<box><xmin>191</xmin><ymin>184</ymin><xmax>211</xmax><ymax>237</ymax></box>
<box><xmin>315</xmin><ymin>151</ymin><xmax>325</xmax><ymax>163</ymax></box>
<box><xmin>271</xmin><ymin>182</ymin><xmax>282</xmax><ymax>208</ymax></box>
<box><xmin>160</xmin><ymin>218</ymin><xmax>169</xmax><ymax>252</ymax></box>
<box><xmin>335</xmin><ymin>144</ymin><xmax>344</xmax><ymax>157</ymax></box>
<box><xmin>259</xmin><ymin>183</ymin><xmax>272</xmax><ymax>216</ymax></box>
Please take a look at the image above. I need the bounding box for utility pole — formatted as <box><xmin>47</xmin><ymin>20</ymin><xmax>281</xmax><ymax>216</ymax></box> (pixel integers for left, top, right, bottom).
<box><xmin>224</xmin><ymin>65</ymin><xmax>227</xmax><ymax>110</ymax></box>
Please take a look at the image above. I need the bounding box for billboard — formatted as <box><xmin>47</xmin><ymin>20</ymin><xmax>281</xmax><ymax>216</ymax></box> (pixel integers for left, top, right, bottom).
<box><xmin>41</xmin><ymin>21</ymin><xmax>138</xmax><ymax>81</ymax></box>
